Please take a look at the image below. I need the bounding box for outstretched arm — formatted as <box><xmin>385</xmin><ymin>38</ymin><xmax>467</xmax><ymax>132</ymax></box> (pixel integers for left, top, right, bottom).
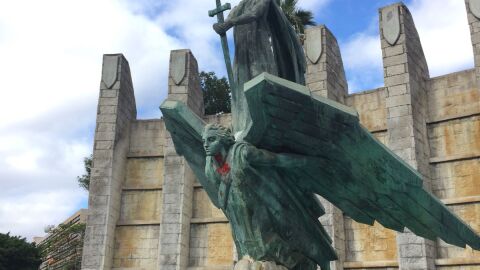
<box><xmin>244</xmin><ymin>144</ymin><xmax>323</xmax><ymax>168</ymax></box>
<box><xmin>213</xmin><ymin>0</ymin><xmax>271</xmax><ymax>35</ymax></box>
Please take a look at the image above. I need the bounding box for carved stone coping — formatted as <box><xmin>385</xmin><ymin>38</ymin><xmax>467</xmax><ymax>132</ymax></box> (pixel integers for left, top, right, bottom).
<box><xmin>127</xmin><ymin>153</ymin><xmax>164</xmax><ymax>158</ymax></box>
<box><xmin>344</xmin><ymin>260</ymin><xmax>398</xmax><ymax>269</ymax></box>
<box><xmin>190</xmin><ymin>217</ymin><xmax>228</xmax><ymax>224</ymax></box>
<box><xmin>116</xmin><ymin>220</ymin><xmax>161</xmax><ymax>226</ymax></box>
<box><xmin>344</xmin><ymin>258</ymin><xmax>480</xmax><ymax>268</ymax></box>
<box><xmin>370</xmin><ymin>128</ymin><xmax>387</xmax><ymax>134</ymax></box>
<box><xmin>430</xmin><ymin>152</ymin><xmax>480</xmax><ymax>164</ymax></box>
<box><xmin>427</xmin><ymin>111</ymin><xmax>480</xmax><ymax>125</ymax></box>
<box><xmin>122</xmin><ymin>186</ymin><xmax>163</xmax><ymax>191</ymax></box>
<box><xmin>442</xmin><ymin>196</ymin><xmax>480</xmax><ymax>206</ymax></box>
<box><xmin>435</xmin><ymin>257</ymin><xmax>480</xmax><ymax>266</ymax></box>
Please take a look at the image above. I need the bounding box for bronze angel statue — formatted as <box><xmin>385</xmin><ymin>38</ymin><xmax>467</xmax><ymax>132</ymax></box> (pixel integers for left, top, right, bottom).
<box><xmin>161</xmin><ymin>0</ymin><xmax>480</xmax><ymax>269</ymax></box>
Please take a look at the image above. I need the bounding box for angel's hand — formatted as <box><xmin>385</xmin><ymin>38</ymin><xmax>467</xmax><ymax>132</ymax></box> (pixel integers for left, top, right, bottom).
<box><xmin>213</xmin><ymin>21</ymin><xmax>232</xmax><ymax>35</ymax></box>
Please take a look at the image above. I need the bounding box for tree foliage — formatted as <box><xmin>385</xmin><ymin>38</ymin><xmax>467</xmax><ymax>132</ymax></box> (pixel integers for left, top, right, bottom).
<box><xmin>0</xmin><ymin>232</ymin><xmax>42</xmax><ymax>270</ymax></box>
<box><xmin>38</xmin><ymin>223</ymin><xmax>86</xmax><ymax>270</ymax></box>
<box><xmin>77</xmin><ymin>155</ymin><xmax>92</xmax><ymax>191</ymax></box>
<box><xmin>201</xmin><ymin>71</ymin><xmax>231</xmax><ymax>115</ymax></box>
<box><xmin>277</xmin><ymin>0</ymin><xmax>316</xmax><ymax>35</ymax></box>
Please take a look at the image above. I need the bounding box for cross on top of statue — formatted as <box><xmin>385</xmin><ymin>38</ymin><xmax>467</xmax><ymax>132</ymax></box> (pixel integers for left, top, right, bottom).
<box><xmin>208</xmin><ymin>0</ymin><xmax>235</xmax><ymax>95</ymax></box>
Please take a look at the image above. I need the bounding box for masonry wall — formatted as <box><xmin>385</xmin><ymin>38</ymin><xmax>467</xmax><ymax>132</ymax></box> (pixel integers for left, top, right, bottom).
<box><xmin>112</xmin><ymin>120</ymin><xmax>164</xmax><ymax>269</ymax></box>
<box><xmin>83</xmin><ymin>1</ymin><xmax>480</xmax><ymax>270</ymax></box>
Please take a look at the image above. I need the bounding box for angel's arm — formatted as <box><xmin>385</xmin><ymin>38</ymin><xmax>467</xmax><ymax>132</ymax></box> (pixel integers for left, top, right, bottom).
<box><xmin>244</xmin><ymin>144</ymin><xmax>322</xmax><ymax>168</ymax></box>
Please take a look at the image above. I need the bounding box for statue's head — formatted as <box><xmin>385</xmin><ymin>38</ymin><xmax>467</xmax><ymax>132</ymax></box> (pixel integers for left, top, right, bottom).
<box><xmin>202</xmin><ymin>123</ymin><xmax>235</xmax><ymax>156</ymax></box>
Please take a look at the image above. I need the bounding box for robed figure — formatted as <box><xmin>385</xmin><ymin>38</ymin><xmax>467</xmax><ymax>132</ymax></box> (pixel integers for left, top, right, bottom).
<box><xmin>213</xmin><ymin>0</ymin><xmax>306</xmax><ymax>136</ymax></box>
<box><xmin>161</xmin><ymin>0</ymin><xmax>480</xmax><ymax>269</ymax></box>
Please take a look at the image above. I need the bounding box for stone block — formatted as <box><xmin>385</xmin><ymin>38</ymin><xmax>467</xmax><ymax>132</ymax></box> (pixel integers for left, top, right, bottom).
<box><xmin>386</xmin><ymin>94</ymin><xmax>411</xmax><ymax>108</ymax></box>
<box><xmin>384</xmin><ymin>73</ymin><xmax>409</xmax><ymax>87</ymax></box>
<box><xmin>386</xmin><ymin>64</ymin><xmax>406</xmax><ymax>77</ymax></box>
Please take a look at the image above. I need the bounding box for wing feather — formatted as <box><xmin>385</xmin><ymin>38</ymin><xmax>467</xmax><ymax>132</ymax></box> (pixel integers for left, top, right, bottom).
<box><xmin>160</xmin><ymin>100</ymin><xmax>222</xmax><ymax>208</ymax></box>
<box><xmin>243</xmin><ymin>73</ymin><xmax>480</xmax><ymax>250</ymax></box>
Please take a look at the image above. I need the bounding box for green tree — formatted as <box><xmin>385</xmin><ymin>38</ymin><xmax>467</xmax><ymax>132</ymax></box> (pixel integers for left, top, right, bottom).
<box><xmin>77</xmin><ymin>155</ymin><xmax>92</xmax><ymax>191</ymax></box>
<box><xmin>200</xmin><ymin>71</ymin><xmax>231</xmax><ymax>115</ymax></box>
<box><xmin>277</xmin><ymin>0</ymin><xmax>316</xmax><ymax>35</ymax></box>
<box><xmin>0</xmin><ymin>232</ymin><xmax>42</xmax><ymax>270</ymax></box>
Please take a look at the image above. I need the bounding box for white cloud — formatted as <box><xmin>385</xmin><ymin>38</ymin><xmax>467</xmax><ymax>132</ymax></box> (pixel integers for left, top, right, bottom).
<box><xmin>0</xmin><ymin>0</ymin><xmax>222</xmax><ymax>240</ymax></box>
<box><xmin>342</xmin><ymin>32</ymin><xmax>383</xmax><ymax>92</ymax></box>
<box><xmin>341</xmin><ymin>0</ymin><xmax>474</xmax><ymax>92</ymax></box>
<box><xmin>409</xmin><ymin>0</ymin><xmax>473</xmax><ymax>76</ymax></box>
<box><xmin>0</xmin><ymin>191</ymin><xmax>85</xmax><ymax>239</ymax></box>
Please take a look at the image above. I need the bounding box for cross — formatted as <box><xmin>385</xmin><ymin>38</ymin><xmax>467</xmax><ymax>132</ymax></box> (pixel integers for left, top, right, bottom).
<box><xmin>209</xmin><ymin>0</ymin><xmax>235</xmax><ymax>88</ymax></box>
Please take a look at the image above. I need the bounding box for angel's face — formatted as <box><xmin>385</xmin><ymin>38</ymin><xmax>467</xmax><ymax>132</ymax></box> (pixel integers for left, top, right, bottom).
<box><xmin>202</xmin><ymin>129</ymin><xmax>223</xmax><ymax>156</ymax></box>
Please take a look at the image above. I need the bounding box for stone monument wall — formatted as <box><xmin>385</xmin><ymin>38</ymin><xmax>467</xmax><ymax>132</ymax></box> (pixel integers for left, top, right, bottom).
<box><xmin>82</xmin><ymin>1</ymin><xmax>480</xmax><ymax>270</ymax></box>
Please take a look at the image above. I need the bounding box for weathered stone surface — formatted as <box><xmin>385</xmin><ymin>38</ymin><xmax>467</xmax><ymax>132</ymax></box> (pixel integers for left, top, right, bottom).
<box><xmin>112</xmin><ymin>226</ymin><xmax>159</xmax><ymax>268</ymax></box>
<box><xmin>469</xmin><ymin>0</ymin><xmax>480</xmax><ymax>19</ymax></box>
<box><xmin>305</xmin><ymin>25</ymin><xmax>348</xmax><ymax>104</ymax></box>
<box><xmin>431</xmin><ymin>159</ymin><xmax>480</xmax><ymax>199</ymax></box>
<box><xmin>428</xmin><ymin>116</ymin><xmax>480</xmax><ymax>158</ymax></box>
<box><xmin>171</xmin><ymin>50</ymin><xmax>187</xmax><ymax>85</ymax></box>
<box><xmin>345</xmin><ymin>218</ymin><xmax>398</xmax><ymax>262</ymax></box>
<box><xmin>346</xmin><ymin>88</ymin><xmax>387</xmax><ymax>132</ymax></box>
<box><xmin>427</xmin><ymin>69</ymin><xmax>480</xmax><ymax>122</ymax></box>
<box><xmin>381</xmin><ymin>4</ymin><xmax>401</xmax><ymax>46</ymax></box>
<box><xmin>158</xmin><ymin>49</ymin><xmax>204</xmax><ymax>270</ymax></box>
<box><xmin>192</xmin><ymin>188</ymin><xmax>226</xmax><ymax>219</ymax></box>
<box><xmin>119</xmin><ymin>190</ymin><xmax>162</xmax><ymax>221</ymax></box>
<box><xmin>305</xmin><ymin>27</ymin><xmax>323</xmax><ymax>64</ymax></box>
<box><xmin>124</xmin><ymin>157</ymin><xmax>164</xmax><ymax>188</ymax></box>
<box><xmin>101</xmin><ymin>55</ymin><xmax>119</xmax><ymax>89</ymax></box>
<box><xmin>81</xmin><ymin>54</ymin><xmax>137</xmax><ymax>270</ymax></box>
<box><xmin>380</xmin><ymin>3</ymin><xmax>436</xmax><ymax>269</ymax></box>
<box><xmin>129</xmin><ymin>120</ymin><xmax>165</xmax><ymax>157</ymax></box>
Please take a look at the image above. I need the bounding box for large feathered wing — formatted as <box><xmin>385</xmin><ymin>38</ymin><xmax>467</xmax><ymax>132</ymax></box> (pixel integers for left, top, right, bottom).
<box><xmin>242</xmin><ymin>72</ymin><xmax>480</xmax><ymax>250</ymax></box>
<box><xmin>160</xmin><ymin>100</ymin><xmax>221</xmax><ymax>208</ymax></box>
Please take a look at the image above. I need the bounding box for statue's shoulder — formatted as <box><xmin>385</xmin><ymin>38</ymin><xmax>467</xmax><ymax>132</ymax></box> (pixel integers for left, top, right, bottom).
<box><xmin>230</xmin><ymin>141</ymin><xmax>257</xmax><ymax>161</ymax></box>
<box><xmin>232</xmin><ymin>140</ymin><xmax>253</xmax><ymax>150</ymax></box>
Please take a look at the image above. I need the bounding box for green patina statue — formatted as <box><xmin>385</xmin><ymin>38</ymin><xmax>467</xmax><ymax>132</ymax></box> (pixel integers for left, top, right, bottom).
<box><xmin>160</xmin><ymin>1</ymin><xmax>480</xmax><ymax>269</ymax></box>
<box><xmin>161</xmin><ymin>72</ymin><xmax>480</xmax><ymax>269</ymax></box>
<box><xmin>202</xmin><ymin>123</ymin><xmax>334</xmax><ymax>269</ymax></box>
<box><xmin>211</xmin><ymin>0</ymin><xmax>306</xmax><ymax>135</ymax></box>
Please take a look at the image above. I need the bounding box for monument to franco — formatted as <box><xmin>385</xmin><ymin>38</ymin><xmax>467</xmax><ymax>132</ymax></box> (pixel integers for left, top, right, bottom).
<box><xmin>81</xmin><ymin>1</ymin><xmax>480</xmax><ymax>270</ymax></box>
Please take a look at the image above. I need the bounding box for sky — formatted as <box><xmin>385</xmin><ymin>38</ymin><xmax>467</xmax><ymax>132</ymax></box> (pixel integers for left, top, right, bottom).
<box><xmin>0</xmin><ymin>0</ymin><xmax>474</xmax><ymax>241</ymax></box>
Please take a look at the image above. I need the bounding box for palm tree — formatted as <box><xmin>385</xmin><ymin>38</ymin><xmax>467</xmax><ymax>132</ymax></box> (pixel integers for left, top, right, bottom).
<box><xmin>277</xmin><ymin>0</ymin><xmax>316</xmax><ymax>35</ymax></box>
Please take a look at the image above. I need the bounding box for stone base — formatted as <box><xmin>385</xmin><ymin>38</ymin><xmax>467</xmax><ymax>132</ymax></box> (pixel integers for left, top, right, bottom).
<box><xmin>234</xmin><ymin>256</ymin><xmax>288</xmax><ymax>270</ymax></box>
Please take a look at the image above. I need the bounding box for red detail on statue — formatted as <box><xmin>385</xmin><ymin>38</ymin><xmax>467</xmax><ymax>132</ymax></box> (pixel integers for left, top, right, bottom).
<box><xmin>214</xmin><ymin>153</ymin><xmax>231</xmax><ymax>175</ymax></box>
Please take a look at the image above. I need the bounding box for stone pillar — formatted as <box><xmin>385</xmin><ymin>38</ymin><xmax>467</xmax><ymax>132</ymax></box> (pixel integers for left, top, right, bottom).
<box><xmin>81</xmin><ymin>54</ymin><xmax>137</xmax><ymax>270</ymax></box>
<box><xmin>158</xmin><ymin>50</ymin><xmax>204</xmax><ymax>270</ymax></box>
<box><xmin>379</xmin><ymin>3</ymin><xmax>436</xmax><ymax>269</ymax></box>
<box><xmin>305</xmin><ymin>25</ymin><xmax>348</xmax><ymax>104</ymax></box>
<box><xmin>465</xmin><ymin>0</ymin><xmax>480</xmax><ymax>84</ymax></box>
<box><xmin>304</xmin><ymin>25</ymin><xmax>347</xmax><ymax>270</ymax></box>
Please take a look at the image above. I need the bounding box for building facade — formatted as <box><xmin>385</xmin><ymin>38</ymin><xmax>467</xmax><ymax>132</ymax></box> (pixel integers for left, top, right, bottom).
<box><xmin>81</xmin><ymin>2</ymin><xmax>480</xmax><ymax>269</ymax></box>
<box><xmin>38</xmin><ymin>209</ymin><xmax>87</xmax><ymax>270</ymax></box>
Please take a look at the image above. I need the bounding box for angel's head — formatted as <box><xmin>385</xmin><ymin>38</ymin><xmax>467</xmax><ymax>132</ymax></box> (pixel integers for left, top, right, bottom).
<box><xmin>202</xmin><ymin>123</ymin><xmax>235</xmax><ymax>156</ymax></box>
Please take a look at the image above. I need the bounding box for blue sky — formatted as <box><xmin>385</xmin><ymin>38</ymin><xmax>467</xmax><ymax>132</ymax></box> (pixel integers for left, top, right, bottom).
<box><xmin>0</xmin><ymin>0</ymin><xmax>474</xmax><ymax>240</ymax></box>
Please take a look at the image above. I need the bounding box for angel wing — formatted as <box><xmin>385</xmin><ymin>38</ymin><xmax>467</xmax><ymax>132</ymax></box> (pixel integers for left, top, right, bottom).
<box><xmin>160</xmin><ymin>100</ymin><xmax>222</xmax><ymax>209</ymax></box>
<box><xmin>241</xmin><ymin>72</ymin><xmax>480</xmax><ymax>250</ymax></box>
